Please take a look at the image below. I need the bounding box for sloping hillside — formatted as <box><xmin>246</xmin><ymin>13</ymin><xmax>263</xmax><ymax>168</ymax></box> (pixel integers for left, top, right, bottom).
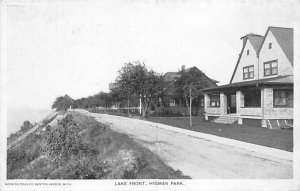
<box><xmin>7</xmin><ymin>112</ymin><xmax>189</xmax><ymax>179</ymax></box>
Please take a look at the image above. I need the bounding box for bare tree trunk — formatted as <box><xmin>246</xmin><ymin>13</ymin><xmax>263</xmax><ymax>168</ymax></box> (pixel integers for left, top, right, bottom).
<box><xmin>189</xmin><ymin>89</ymin><xmax>192</xmax><ymax>127</ymax></box>
<box><xmin>185</xmin><ymin>97</ymin><xmax>189</xmax><ymax>114</ymax></box>
<box><xmin>142</xmin><ymin>104</ymin><xmax>147</xmax><ymax>118</ymax></box>
<box><xmin>127</xmin><ymin>96</ymin><xmax>130</xmax><ymax>115</ymax></box>
<box><xmin>141</xmin><ymin>98</ymin><xmax>147</xmax><ymax>118</ymax></box>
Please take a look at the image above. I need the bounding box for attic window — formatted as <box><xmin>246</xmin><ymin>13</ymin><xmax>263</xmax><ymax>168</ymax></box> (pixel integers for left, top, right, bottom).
<box><xmin>269</xmin><ymin>43</ymin><xmax>272</xmax><ymax>49</ymax></box>
<box><xmin>247</xmin><ymin>50</ymin><xmax>250</xmax><ymax>55</ymax></box>
<box><xmin>243</xmin><ymin>65</ymin><xmax>254</xmax><ymax>79</ymax></box>
<box><xmin>264</xmin><ymin>60</ymin><xmax>278</xmax><ymax>76</ymax></box>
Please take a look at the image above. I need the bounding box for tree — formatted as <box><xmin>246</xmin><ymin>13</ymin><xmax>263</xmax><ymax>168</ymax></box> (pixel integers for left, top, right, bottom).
<box><xmin>94</xmin><ymin>92</ymin><xmax>112</xmax><ymax>108</ymax></box>
<box><xmin>175</xmin><ymin>66</ymin><xmax>208</xmax><ymax>126</ymax></box>
<box><xmin>21</xmin><ymin>120</ymin><xmax>33</xmax><ymax>131</ymax></box>
<box><xmin>115</xmin><ymin>61</ymin><xmax>164</xmax><ymax>118</ymax></box>
<box><xmin>73</xmin><ymin>97</ymin><xmax>86</xmax><ymax>109</ymax></box>
<box><xmin>52</xmin><ymin>95</ymin><xmax>74</xmax><ymax>111</ymax></box>
<box><xmin>109</xmin><ymin>87</ymin><xmax>127</xmax><ymax>109</ymax></box>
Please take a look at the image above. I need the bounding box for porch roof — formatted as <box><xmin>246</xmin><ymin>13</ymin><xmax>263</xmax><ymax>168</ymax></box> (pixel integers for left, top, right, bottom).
<box><xmin>202</xmin><ymin>75</ymin><xmax>293</xmax><ymax>92</ymax></box>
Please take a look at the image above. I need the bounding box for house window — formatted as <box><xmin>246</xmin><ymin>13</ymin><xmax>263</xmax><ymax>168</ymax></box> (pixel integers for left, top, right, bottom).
<box><xmin>244</xmin><ymin>90</ymin><xmax>261</xmax><ymax>107</ymax></box>
<box><xmin>269</xmin><ymin>43</ymin><xmax>272</xmax><ymax>49</ymax></box>
<box><xmin>210</xmin><ymin>94</ymin><xmax>220</xmax><ymax>107</ymax></box>
<box><xmin>247</xmin><ymin>50</ymin><xmax>249</xmax><ymax>55</ymax></box>
<box><xmin>169</xmin><ymin>99</ymin><xmax>176</xmax><ymax>107</ymax></box>
<box><xmin>243</xmin><ymin>65</ymin><xmax>254</xmax><ymax>80</ymax></box>
<box><xmin>264</xmin><ymin>60</ymin><xmax>278</xmax><ymax>76</ymax></box>
<box><xmin>273</xmin><ymin>89</ymin><xmax>293</xmax><ymax>107</ymax></box>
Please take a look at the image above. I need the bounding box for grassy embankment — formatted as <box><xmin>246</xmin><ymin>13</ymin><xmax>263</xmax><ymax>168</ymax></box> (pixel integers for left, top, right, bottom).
<box><xmin>7</xmin><ymin>112</ymin><xmax>189</xmax><ymax>179</ymax></box>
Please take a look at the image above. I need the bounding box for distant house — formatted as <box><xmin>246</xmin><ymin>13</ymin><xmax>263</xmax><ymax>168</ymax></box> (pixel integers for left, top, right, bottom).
<box><xmin>162</xmin><ymin>66</ymin><xmax>219</xmax><ymax>110</ymax></box>
<box><xmin>109</xmin><ymin>82</ymin><xmax>118</xmax><ymax>91</ymax></box>
<box><xmin>202</xmin><ymin>27</ymin><xmax>293</xmax><ymax>128</ymax></box>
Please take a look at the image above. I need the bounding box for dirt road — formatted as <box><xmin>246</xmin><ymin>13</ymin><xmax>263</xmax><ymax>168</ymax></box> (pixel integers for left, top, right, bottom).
<box><xmin>78</xmin><ymin>110</ymin><xmax>292</xmax><ymax>179</ymax></box>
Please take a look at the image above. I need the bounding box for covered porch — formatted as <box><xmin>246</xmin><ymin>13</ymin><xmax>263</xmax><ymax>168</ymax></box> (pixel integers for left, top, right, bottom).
<box><xmin>202</xmin><ymin>76</ymin><xmax>293</xmax><ymax>128</ymax></box>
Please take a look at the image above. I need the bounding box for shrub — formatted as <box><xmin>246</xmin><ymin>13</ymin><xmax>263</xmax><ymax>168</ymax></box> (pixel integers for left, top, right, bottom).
<box><xmin>21</xmin><ymin>120</ymin><xmax>33</xmax><ymax>131</ymax></box>
<box><xmin>49</xmin><ymin>157</ymin><xmax>110</xmax><ymax>179</ymax></box>
<box><xmin>7</xmin><ymin>148</ymin><xmax>27</xmax><ymax>174</ymax></box>
<box><xmin>45</xmin><ymin>114</ymin><xmax>86</xmax><ymax>166</ymax></box>
<box><xmin>7</xmin><ymin>132</ymin><xmax>43</xmax><ymax>178</ymax></box>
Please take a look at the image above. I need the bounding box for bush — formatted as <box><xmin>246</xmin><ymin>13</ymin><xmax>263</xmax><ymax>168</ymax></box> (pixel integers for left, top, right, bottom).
<box><xmin>45</xmin><ymin>114</ymin><xmax>86</xmax><ymax>166</ymax></box>
<box><xmin>21</xmin><ymin>120</ymin><xmax>33</xmax><ymax>131</ymax></box>
<box><xmin>7</xmin><ymin>132</ymin><xmax>43</xmax><ymax>178</ymax></box>
<box><xmin>49</xmin><ymin>157</ymin><xmax>110</xmax><ymax>179</ymax></box>
<box><xmin>7</xmin><ymin>148</ymin><xmax>27</xmax><ymax>175</ymax></box>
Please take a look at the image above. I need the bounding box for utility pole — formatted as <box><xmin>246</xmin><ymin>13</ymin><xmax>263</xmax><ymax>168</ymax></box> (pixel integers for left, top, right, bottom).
<box><xmin>189</xmin><ymin>88</ymin><xmax>192</xmax><ymax>127</ymax></box>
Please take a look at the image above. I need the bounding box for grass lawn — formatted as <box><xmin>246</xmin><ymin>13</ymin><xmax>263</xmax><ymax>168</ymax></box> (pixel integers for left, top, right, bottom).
<box><xmin>147</xmin><ymin>116</ymin><xmax>293</xmax><ymax>152</ymax></box>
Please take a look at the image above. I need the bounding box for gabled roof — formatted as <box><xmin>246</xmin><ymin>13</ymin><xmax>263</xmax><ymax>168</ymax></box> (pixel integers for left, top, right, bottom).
<box><xmin>248</xmin><ymin>35</ymin><xmax>264</xmax><ymax>53</ymax></box>
<box><xmin>163</xmin><ymin>66</ymin><xmax>219</xmax><ymax>84</ymax></box>
<box><xmin>259</xmin><ymin>26</ymin><xmax>293</xmax><ymax>66</ymax></box>
<box><xmin>184</xmin><ymin>66</ymin><xmax>219</xmax><ymax>83</ymax></box>
<box><xmin>230</xmin><ymin>34</ymin><xmax>263</xmax><ymax>84</ymax></box>
<box><xmin>164</xmin><ymin>72</ymin><xmax>181</xmax><ymax>82</ymax></box>
<box><xmin>230</xmin><ymin>26</ymin><xmax>293</xmax><ymax>84</ymax></box>
<box><xmin>240</xmin><ymin>33</ymin><xmax>264</xmax><ymax>54</ymax></box>
<box><xmin>229</xmin><ymin>42</ymin><xmax>247</xmax><ymax>84</ymax></box>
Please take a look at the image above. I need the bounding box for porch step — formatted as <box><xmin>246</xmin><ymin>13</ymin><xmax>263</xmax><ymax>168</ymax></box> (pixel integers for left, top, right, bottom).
<box><xmin>212</xmin><ymin>116</ymin><xmax>238</xmax><ymax>124</ymax></box>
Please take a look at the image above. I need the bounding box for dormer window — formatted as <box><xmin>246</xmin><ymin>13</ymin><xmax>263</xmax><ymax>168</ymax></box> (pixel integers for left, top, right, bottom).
<box><xmin>243</xmin><ymin>65</ymin><xmax>254</xmax><ymax>79</ymax></box>
<box><xmin>264</xmin><ymin>60</ymin><xmax>278</xmax><ymax>76</ymax></box>
<box><xmin>269</xmin><ymin>43</ymin><xmax>272</xmax><ymax>49</ymax></box>
<box><xmin>247</xmin><ymin>50</ymin><xmax>249</xmax><ymax>55</ymax></box>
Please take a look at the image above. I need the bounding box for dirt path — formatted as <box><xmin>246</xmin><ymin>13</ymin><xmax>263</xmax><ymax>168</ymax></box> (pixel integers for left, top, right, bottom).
<box><xmin>77</xmin><ymin>110</ymin><xmax>292</xmax><ymax>179</ymax></box>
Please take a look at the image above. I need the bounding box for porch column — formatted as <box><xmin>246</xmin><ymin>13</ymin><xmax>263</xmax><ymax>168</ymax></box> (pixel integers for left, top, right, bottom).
<box><xmin>220</xmin><ymin>93</ymin><xmax>227</xmax><ymax>115</ymax></box>
<box><xmin>236</xmin><ymin>91</ymin><xmax>243</xmax><ymax>124</ymax></box>
<box><xmin>204</xmin><ymin>94</ymin><xmax>209</xmax><ymax>120</ymax></box>
<box><xmin>261</xmin><ymin>88</ymin><xmax>272</xmax><ymax>128</ymax></box>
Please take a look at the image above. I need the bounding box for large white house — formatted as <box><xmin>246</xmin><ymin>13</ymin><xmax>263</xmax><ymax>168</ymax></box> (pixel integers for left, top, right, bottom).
<box><xmin>202</xmin><ymin>27</ymin><xmax>293</xmax><ymax>129</ymax></box>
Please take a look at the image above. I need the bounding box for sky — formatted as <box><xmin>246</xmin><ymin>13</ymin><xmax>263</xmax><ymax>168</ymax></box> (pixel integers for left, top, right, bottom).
<box><xmin>5</xmin><ymin>0</ymin><xmax>300</xmax><ymax>110</ymax></box>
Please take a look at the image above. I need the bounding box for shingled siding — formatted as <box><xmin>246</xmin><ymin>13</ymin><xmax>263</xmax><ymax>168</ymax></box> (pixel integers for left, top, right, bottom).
<box><xmin>205</xmin><ymin>107</ymin><xmax>222</xmax><ymax>115</ymax></box>
<box><xmin>263</xmin><ymin>88</ymin><xmax>293</xmax><ymax>119</ymax></box>
<box><xmin>240</xmin><ymin>107</ymin><xmax>262</xmax><ymax>117</ymax></box>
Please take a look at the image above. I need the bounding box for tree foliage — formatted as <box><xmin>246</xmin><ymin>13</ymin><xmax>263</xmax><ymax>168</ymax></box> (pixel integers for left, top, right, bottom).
<box><xmin>52</xmin><ymin>95</ymin><xmax>74</xmax><ymax>111</ymax></box>
<box><xmin>72</xmin><ymin>92</ymin><xmax>113</xmax><ymax>109</ymax></box>
<box><xmin>115</xmin><ymin>61</ymin><xmax>165</xmax><ymax>117</ymax></box>
<box><xmin>175</xmin><ymin>66</ymin><xmax>208</xmax><ymax>109</ymax></box>
<box><xmin>21</xmin><ymin>120</ymin><xmax>33</xmax><ymax>131</ymax></box>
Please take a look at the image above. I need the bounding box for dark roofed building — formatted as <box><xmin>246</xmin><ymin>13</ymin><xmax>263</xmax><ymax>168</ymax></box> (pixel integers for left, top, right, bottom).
<box><xmin>162</xmin><ymin>66</ymin><xmax>219</xmax><ymax>108</ymax></box>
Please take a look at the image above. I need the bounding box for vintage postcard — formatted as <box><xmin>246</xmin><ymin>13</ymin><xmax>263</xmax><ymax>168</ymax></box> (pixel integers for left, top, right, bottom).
<box><xmin>0</xmin><ymin>0</ymin><xmax>299</xmax><ymax>190</ymax></box>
